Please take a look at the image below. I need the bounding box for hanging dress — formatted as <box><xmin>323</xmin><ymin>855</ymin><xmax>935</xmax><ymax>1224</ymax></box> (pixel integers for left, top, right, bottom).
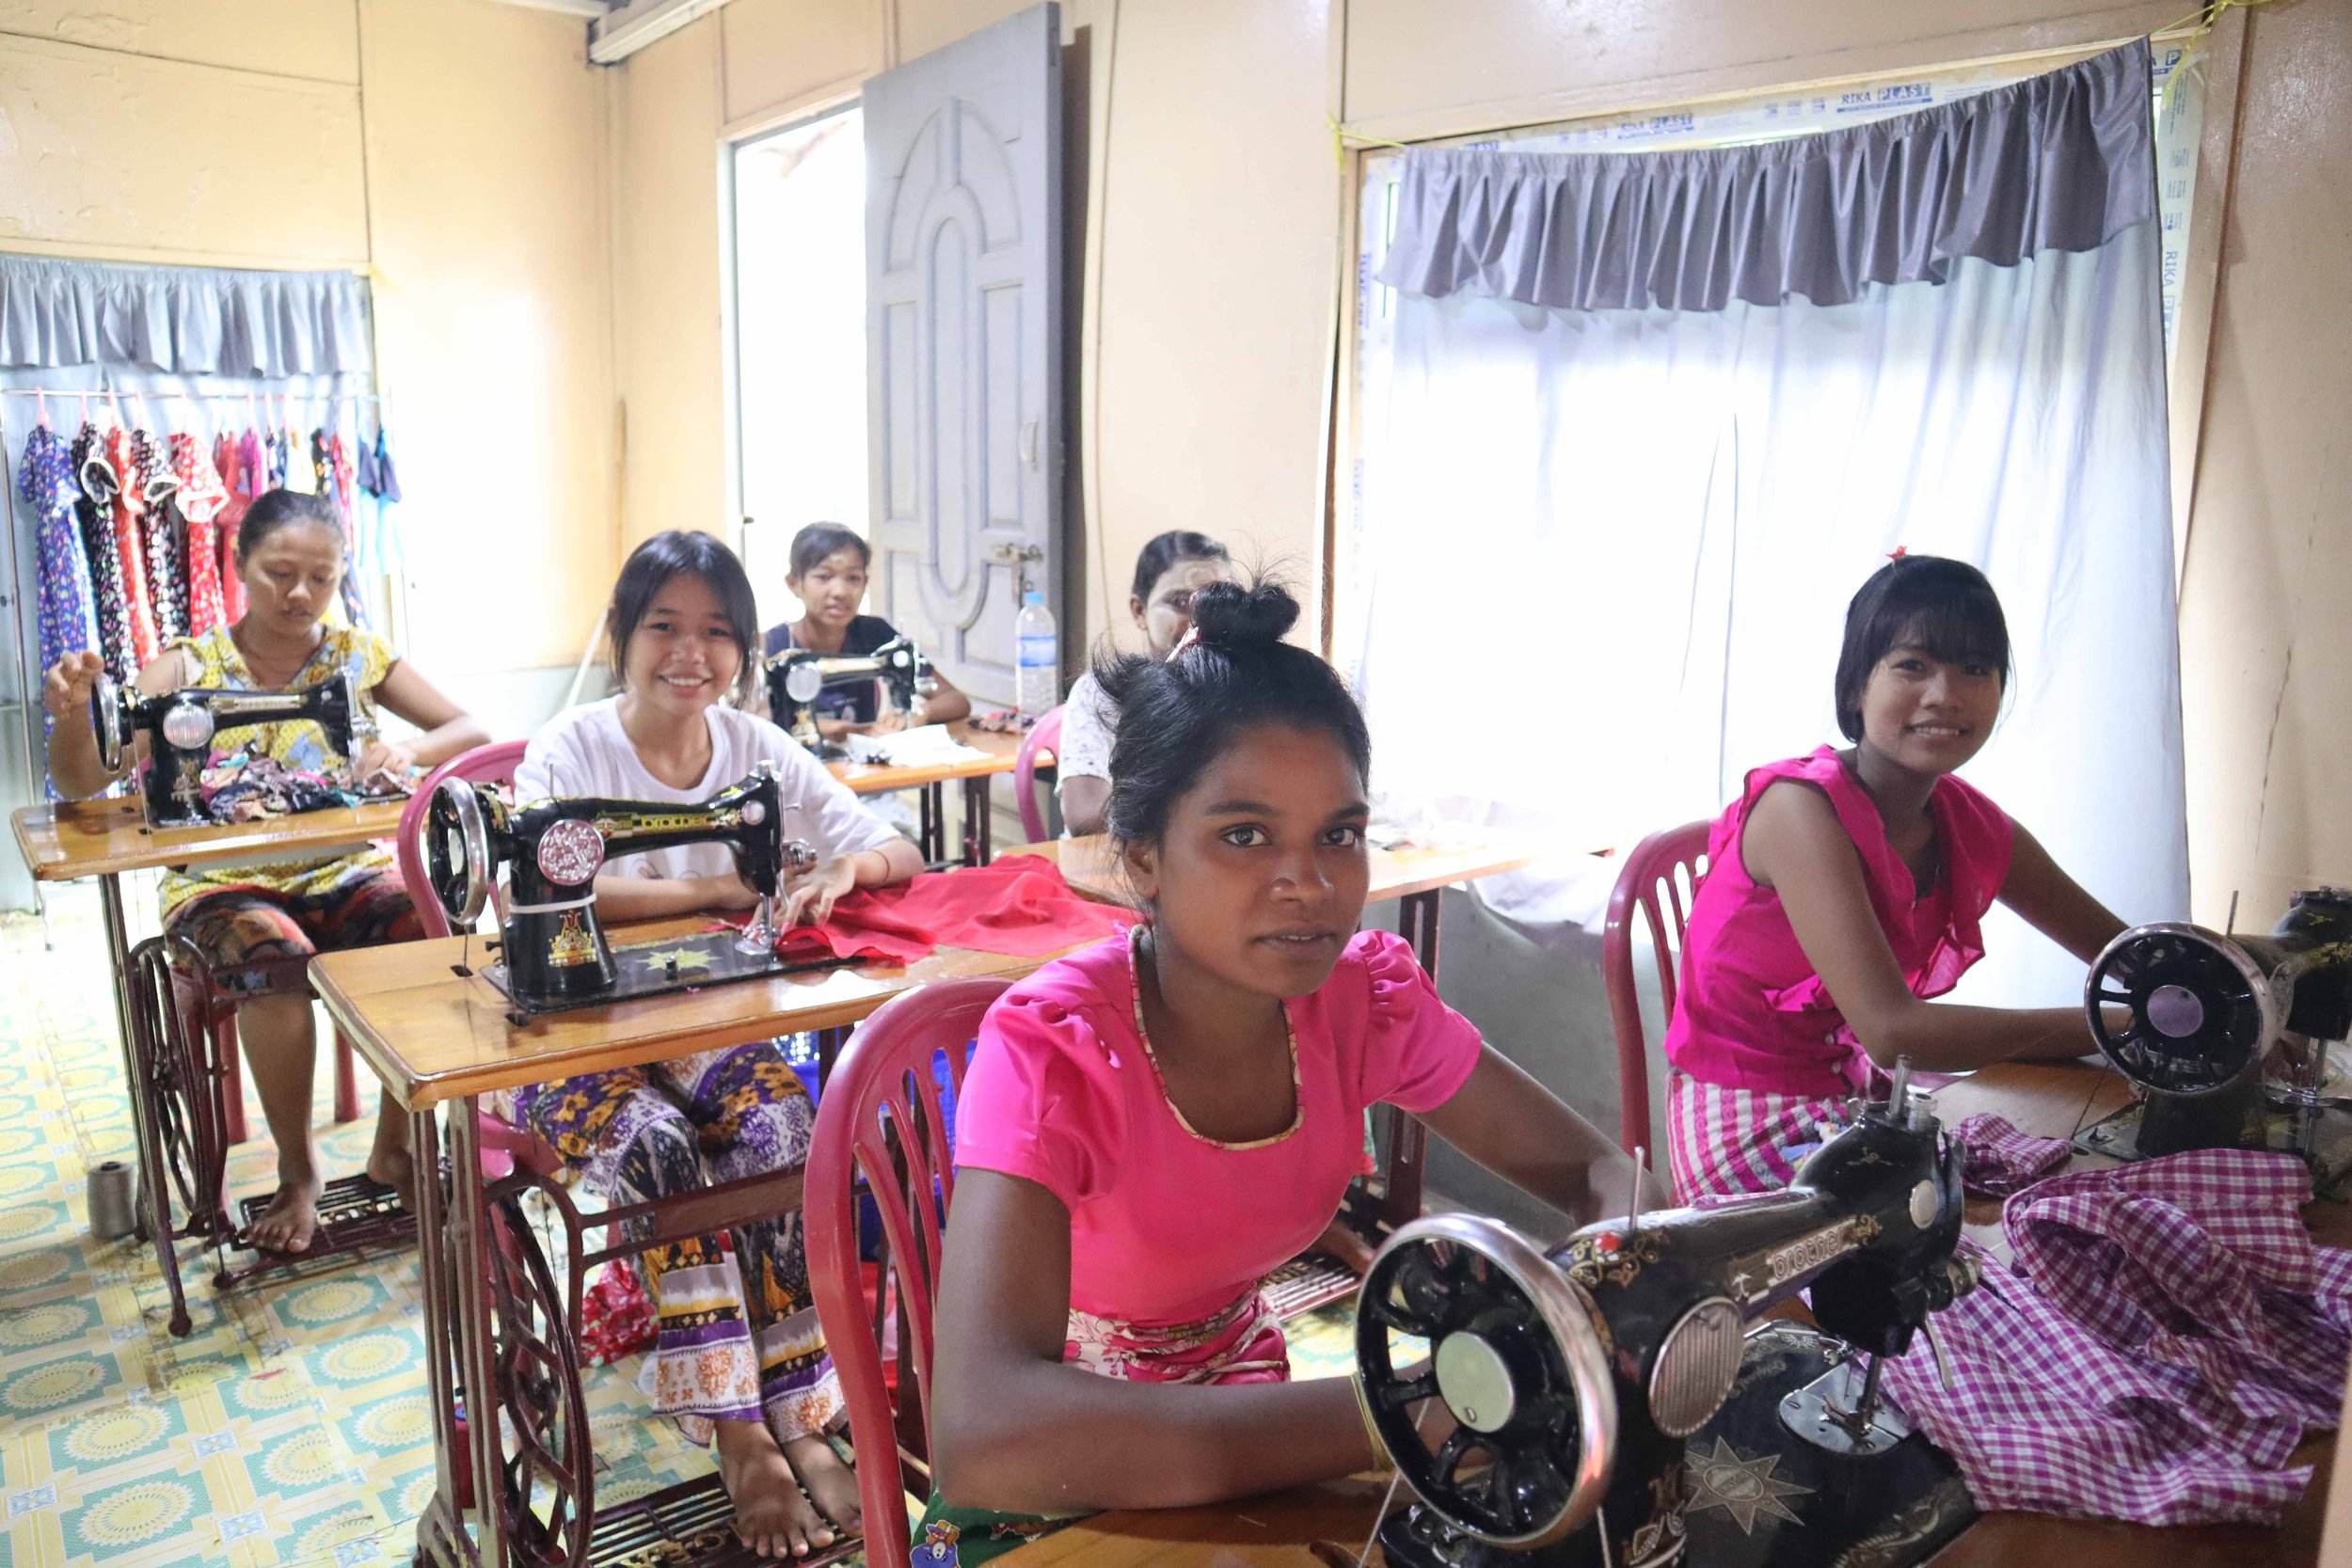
<box><xmin>97</xmin><ymin>427</ymin><xmax>161</xmax><ymax>672</ymax></box>
<box><xmin>322</xmin><ymin>428</ymin><xmax>370</xmax><ymax>629</ymax></box>
<box><xmin>72</xmin><ymin>425</ymin><xmax>133</xmax><ymax>680</ymax></box>
<box><xmin>134</xmin><ymin>429</ymin><xmax>187</xmax><ymax>645</ymax></box>
<box><xmin>218</xmin><ymin>430</ymin><xmax>260</xmax><ymax>623</ymax></box>
<box><xmin>17</xmin><ymin>423</ymin><xmax>100</xmax><ymax>682</ymax></box>
<box><xmin>357</xmin><ymin>425</ymin><xmax>404</xmax><ymax>589</ymax></box>
<box><xmin>172</xmin><ymin>432</ymin><xmax>231</xmax><ymax>639</ymax></box>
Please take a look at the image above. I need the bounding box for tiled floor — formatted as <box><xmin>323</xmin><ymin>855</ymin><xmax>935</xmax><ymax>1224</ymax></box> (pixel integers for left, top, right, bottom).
<box><xmin>0</xmin><ymin>885</ymin><xmax>1360</xmax><ymax>1565</ymax></box>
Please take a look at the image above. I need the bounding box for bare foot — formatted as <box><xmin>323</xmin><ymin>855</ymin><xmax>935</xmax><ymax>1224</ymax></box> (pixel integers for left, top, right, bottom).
<box><xmin>244</xmin><ymin>1159</ymin><xmax>324</xmax><ymax>1254</ymax></box>
<box><xmin>715</xmin><ymin>1418</ymin><xmax>834</xmax><ymax>1559</ymax></box>
<box><xmin>1313</xmin><ymin>1218</ymin><xmax>1378</xmax><ymax>1275</ymax></box>
<box><xmin>365</xmin><ymin>1094</ymin><xmax>416</xmax><ymax>1210</ymax></box>
<box><xmin>784</xmin><ymin>1432</ymin><xmax>863</xmax><ymax>1542</ymax></box>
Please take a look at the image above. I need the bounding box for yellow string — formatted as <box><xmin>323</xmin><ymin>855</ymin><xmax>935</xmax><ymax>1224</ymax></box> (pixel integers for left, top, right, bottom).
<box><xmin>1327</xmin><ymin>112</ymin><xmax>1410</xmax><ymax>167</ymax></box>
<box><xmin>2154</xmin><ymin>0</ymin><xmax>2282</xmax><ymax>44</ymax></box>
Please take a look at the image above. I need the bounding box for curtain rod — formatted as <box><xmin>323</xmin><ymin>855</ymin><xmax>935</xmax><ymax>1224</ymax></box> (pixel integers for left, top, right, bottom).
<box><xmin>0</xmin><ymin>387</ymin><xmax>383</xmax><ymax>401</ymax></box>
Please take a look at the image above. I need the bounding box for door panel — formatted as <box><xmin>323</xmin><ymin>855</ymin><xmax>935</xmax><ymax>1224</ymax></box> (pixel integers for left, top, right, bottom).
<box><xmin>865</xmin><ymin>4</ymin><xmax>1063</xmax><ymax>706</ymax></box>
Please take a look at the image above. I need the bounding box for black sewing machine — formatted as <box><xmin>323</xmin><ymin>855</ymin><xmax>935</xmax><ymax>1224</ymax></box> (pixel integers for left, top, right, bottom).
<box><xmin>422</xmin><ymin>764</ymin><xmax>822</xmax><ymax>1014</ymax></box>
<box><xmin>765</xmin><ymin>636</ymin><xmax>935</xmax><ymax>759</ymax></box>
<box><xmin>2075</xmin><ymin>887</ymin><xmax>2352</xmax><ymax>1192</ymax></box>
<box><xmin>1358</xmin><ymin>1064</ymin><xmax>1979</xmax><ymax>1568</ymax></box>
<box><xmin>90</xmin><ymin>670</ymin><xmax>370</xmax><ymax>830</ymax></box>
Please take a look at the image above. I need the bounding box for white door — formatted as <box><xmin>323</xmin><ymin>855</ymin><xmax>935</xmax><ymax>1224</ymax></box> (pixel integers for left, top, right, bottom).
<box><xmin>865</xmin><ymin>3</ymin><xmax>1064</xmax><ymax>707</ymax></box>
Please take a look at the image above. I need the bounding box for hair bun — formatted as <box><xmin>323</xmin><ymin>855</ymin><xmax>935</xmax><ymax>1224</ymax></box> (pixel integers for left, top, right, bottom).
<box><xmin>1188</xmin><ymin>578</ymin><xmax>1299</xmax><ymax>651</ymax></box>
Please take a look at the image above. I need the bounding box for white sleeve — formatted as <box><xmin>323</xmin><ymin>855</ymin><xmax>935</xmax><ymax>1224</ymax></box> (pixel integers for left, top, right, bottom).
<box><xmin>1056</xmin><ymin>674</ymin><xmax>1116</xmax><ymax>787</ymax></box>
<box><xmin>755</xmin><ymin>722</ymin><xmax>902</xmax><ymax>860</ymax></box>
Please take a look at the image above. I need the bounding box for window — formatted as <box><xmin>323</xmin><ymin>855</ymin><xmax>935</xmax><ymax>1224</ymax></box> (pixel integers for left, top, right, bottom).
<box><xmin>730</xmin><ymin>105</ymin><xmax>867</xmax><ymax>621</ymax></box>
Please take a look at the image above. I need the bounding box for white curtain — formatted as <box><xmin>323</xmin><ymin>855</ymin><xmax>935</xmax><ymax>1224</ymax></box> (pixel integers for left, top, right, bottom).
<box><xmin>1352</xmin><ymin>204</ymin><xmax>2187</xmax><ymax>1009</ymax></box>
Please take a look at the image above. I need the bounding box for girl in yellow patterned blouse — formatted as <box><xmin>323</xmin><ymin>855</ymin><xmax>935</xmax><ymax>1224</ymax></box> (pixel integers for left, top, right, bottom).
<box><xmin>42</xmin><ymin>489</ymin><xmax>487</xmax><ymax>1254</ymax></box>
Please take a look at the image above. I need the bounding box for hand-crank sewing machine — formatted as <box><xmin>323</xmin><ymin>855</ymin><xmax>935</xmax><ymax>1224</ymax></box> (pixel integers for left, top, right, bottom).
<box><xmin>2075</xmin><ymin>887</ymin><xmax>2352</xmax><ymax>1190</ymax></box>
<box><xmin>91</xmin><ymin>670</ymin><xmax>373</xmax><ymax>829</ymax></box>
<box><xmin>423</xmin><ymin>764</ymin><xmax>823</xmax><ymax>1014</ymax></box>
<box><xmin>1357</xmin><ymin>1065</ymin><xmax>1979</xmax><ymax>1568</ymax></box>
<box><xmin>765</xmin><ymin>636</ymin><xmax>936</xmax><ymax>759</ymax></box>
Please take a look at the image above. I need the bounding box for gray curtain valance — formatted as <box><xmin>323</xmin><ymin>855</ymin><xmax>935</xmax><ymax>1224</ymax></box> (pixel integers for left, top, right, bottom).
<box><xmin>0</xmin><ymin>255</ymin><xmax>371</xmax><ymax>375</ymax></box>
<box><xmin>1376</xmin><ymin>39</ymin><xmax>2155</xmax><ymax>314</ymax></box>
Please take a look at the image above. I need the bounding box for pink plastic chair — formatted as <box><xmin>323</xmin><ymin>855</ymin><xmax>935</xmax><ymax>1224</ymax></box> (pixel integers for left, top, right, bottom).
<box><xmin>396</xmin><ymin>740</ymin><xmax>529</xmax><ymax>940</ymax></box>
<box><xmin>806</xmin><ymin>976</ymin><xmax>1007</xmax><ymax>1568</ymax></box>
<box><xmin>1013</xmin><ymin>705</ymin><xmax>1064</xmax><ymax>845</ymax></box>
<box><xmin>1600</xmin><ymin>821</ymin><xmax>1712</xmax><ymax>1166</ymax></box>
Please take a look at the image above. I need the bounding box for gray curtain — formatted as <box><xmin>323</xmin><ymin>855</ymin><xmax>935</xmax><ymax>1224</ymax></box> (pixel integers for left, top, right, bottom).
<box><xmin>1377</xmin><ymin>39</ymin><xmax>2155</xmax><ymax>314</ymax></box>
<box><xmin>0</xmin><ymin>255</ymin><xmax>371</xmax><ymax>376</ymax></box>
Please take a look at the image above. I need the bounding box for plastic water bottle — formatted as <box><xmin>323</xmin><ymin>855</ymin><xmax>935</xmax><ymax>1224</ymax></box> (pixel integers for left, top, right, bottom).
<box><xmin>1015</xmin><ymin>590</ymin><xmax>1057</xmax><ymax>721</ymax></box>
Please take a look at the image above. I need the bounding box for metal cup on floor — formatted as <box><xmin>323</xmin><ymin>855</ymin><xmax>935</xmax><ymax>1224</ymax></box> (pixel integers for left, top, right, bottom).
<box><xmin>87</xmin><ymin>1161</ymin><xmax>137</xmax><ymax>1241</ymax></box>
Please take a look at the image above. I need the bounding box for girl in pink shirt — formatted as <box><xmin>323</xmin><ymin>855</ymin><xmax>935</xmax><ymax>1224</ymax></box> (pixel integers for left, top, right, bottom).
<box><xmin>924</xmin><ymin>579</ymin><xmax>1646</xmax><ymax>1560</ymax></box>
<box><xmin>1662</xmin><ymin>555</ymin><xmax>2129</xmax><ymax>1199</ymax></box>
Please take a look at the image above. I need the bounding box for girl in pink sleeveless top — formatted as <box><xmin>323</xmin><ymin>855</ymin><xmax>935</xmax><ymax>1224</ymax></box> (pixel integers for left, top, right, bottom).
<box><xmin>1662</xmin><ymin>556</ymin><xmax>2129</xmax><ymax>1200</ymax></box>
<box><xmin>921</xmin><ymin>580</ymin><xmax>1648</xmax><ymax>1560</ymax></box>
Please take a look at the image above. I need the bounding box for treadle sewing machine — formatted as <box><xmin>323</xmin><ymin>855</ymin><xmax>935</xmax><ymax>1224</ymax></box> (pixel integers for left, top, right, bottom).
<box><xmin>423</xmin><ymin>764</ymin><xmax>822</xmax><ymax>1014</ymax></box>
<box><xmin>765</xmin><ymin>635</ymin><xmax>936</xmax><ymax>758</ymax></box>
<box><xmin>1357</xmin><ymin>1064</ymin><xmax>1979</xmax><ymax>1568</ymax></box>
<box><xmin>90</xmin><ymin>670</ymin><xmax>373</xmax><ymax>830</ymax></box>
<box><xmin>2076</xmin><ymin>887</ymin><xmax>2352</xmax><ymax>1191</ymax></box>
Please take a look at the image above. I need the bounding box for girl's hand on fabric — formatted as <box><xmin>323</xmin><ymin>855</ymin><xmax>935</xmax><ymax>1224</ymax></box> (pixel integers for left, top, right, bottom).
<box><xmin>816</xmin><ymin>717</ymin><xmax>854</xmax><ymax>742</ymax></box>
<box><xmin>355</xmin><ymin>738</ymin><xmax>417</xmax><ymax>792</ymax></box>
<box><xmin>781</xmin><ymin>856</ymin><xmax>859</xmax><ymax>927</ymax></box>
<box><xmin>856</xmin><ymin>707</ymin><xmax>911</xmax><ymax>736</ymax></box>
<box><xmin>696</xmin><ymin>874</ymin><xmax>766</xmax><ymax>912</ymax></box>
<box><xmin>41</xmin><ymin>651</ymin><xmax>106</xmax><ymax>721</ymax></box>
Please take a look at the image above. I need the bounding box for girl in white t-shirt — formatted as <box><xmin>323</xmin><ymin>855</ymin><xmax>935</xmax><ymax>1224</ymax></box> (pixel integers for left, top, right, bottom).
<box><xmin>1057</xmin><ymin>531</ymin><xmax>1234</xmax><ymax>837</ymax></box>
<box><xmin>515</xmin><ymin>531</ymin><xmax>922</xmax><ymax>1560</ymax></box>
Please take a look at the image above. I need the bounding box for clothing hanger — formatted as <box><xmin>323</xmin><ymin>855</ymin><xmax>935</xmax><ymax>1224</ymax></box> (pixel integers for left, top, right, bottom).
<box><xmin>34</xmin><ymin>388</ymin><xmax>49</xmax><ymax>430</ymax></box>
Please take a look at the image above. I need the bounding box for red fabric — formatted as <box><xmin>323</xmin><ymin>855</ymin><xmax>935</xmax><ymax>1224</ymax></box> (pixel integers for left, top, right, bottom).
<box><xmin>757</xmin><ymin>855</ymin><xmax>1135</xmax><ymax>966</ymax></box>
<box><xmin>579</xmin><ymin>1259</ymin><xmax>658</xmax><ymax>1365</ymax></box>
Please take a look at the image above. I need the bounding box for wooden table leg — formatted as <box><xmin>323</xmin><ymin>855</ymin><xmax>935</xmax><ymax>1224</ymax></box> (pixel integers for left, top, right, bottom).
<box><xmin>97</xmin><ymin>876</ymin><xmax>166</xmax><ymax>1239</ymax></box>
<box><xmin>1377</xmin><ymin>890</ymin><xmax>1442</xmax><ymax>1233</ymax></box>
<box><xmin>918</xmin><ymin>783</ymin><xmax>944</xmax><ymax>863</ymax></box>
<box><xmin>447</xmin><ymin>1101</ymin><xmax>509</xmax><ymax>1565</ymax></box>
<box><xmin>962</xmin><ymin>775</ymin><xmax>991</xmax><ymax>865</ymax></box>
<box><xmin>410</xmin><ymin>1101</ymin><xmax>484</xmax><ymax>1567</ymax></box>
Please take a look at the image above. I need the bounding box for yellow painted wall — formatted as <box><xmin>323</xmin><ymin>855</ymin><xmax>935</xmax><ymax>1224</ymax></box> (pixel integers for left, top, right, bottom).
<box><xmin>0</xmin><ymin>0</ymin><xmax>615</xmax><ymax>678</ymax></box>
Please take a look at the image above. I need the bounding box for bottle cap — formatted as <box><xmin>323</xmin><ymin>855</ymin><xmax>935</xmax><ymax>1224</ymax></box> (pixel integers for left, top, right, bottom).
<box><xmin>1024</xmin><ymin>590</ymin><xmax>1043</xmax><ymax>605</ymax></box>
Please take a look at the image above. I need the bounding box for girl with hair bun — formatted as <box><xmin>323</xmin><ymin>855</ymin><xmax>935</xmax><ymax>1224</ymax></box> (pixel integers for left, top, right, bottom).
<box><xmin>921</xmin><ymin>577</ymin><xmax>1648</xmax><ymax>1555</ymax></box>
<box><xmin>1661</xmin><ymin>554</ymin><xmax>2129</xmax><ymax>1202</ymax></box>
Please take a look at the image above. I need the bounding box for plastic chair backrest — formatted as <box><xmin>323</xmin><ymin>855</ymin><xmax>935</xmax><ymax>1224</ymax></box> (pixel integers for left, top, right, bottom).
<box><xmin>1012</xmin><ymin>705</ymin><xmax>1064</xmax><ymax>845</ymax></box>
<box><xmin>395</xmin><ymin>740</ymin><xmax>529</xmax><ymax>940</ymax></box>
<box><xmin>1600</xmin><ymin>820</ymin><xmax>1712</xmax><ymax>1165</ymax></box>
<box><xmin>806</xmin><ymin>976</ymin><xmax>1007</xmax><ymax>1567</ymax></box>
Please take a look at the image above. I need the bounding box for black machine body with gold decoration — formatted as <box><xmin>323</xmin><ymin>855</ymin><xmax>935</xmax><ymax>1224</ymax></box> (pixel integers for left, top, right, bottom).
<box><xmin>1358</xmin><ymin>1070</ymin><xmax>1978</xmax><ymax>1568</ymax></box>
<box><xmin>91</xmin><ymin>669</ymin><xmax>368</xmax><ymax>830</ymax></box>
<box><xmin>764</xmin><ymin>636</ymin><xmax>935</xmax><ymax>759</ymax></box>
<box><xmin>423</xmin><ymin>765</ymin><xmax>817</xmax><ymax>1013</ymax></box>
<box><xmin>2076</xmin><ymin>887</ymin><xmax>2352</xmax><ymax>1188</ymax></box>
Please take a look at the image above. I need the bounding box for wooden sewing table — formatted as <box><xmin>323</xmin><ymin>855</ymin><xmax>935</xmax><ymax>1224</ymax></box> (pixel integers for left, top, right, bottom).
<box><xmin>310</xmin><ymin>920</ymin><xmax>1075</xmax><ymax>1568</ymax></box>
<box><xmin>825</xmin><ymin>721</ymin><xmax>1021</xmax><ymax>865</ymax></box>
<box><xmin>993</xmin><ymin>1059</ymin><xmax>2344</xmax><ymax>1568</ymax></box>
<box><xmin>9</xmin><ymin>796</ymin><xmax>411</xmax><ymax>1296</ymax></box>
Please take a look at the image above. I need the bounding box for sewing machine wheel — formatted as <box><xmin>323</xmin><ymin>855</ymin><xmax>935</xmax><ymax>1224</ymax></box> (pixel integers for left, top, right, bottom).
<box><xmin>424</xmin><ymin>779</ymin><xmax>494</xmax><ymax>930</ymax></box>
<box><xmin>2087</xmin><ymin>922</ymin><xmax>2279</xmax><ymax>1095</ymax></box>
<box><xmin>1356</xmin><ymin>1215</ymin><xmax>1616</xmax><ymax>1549</ymax></box>
<box><xmin>484</xmin><ymin>1194</ymin><xmax>592</xmax><ymax>1568</ymax></box>
<box><xmin>783</xmin><ymin>659</ymin><xmax>825</xmax><ymax>705</ymax></box>
<box><xmin>90</xmin><ymin>673</ymin><xmax>126</xmax><ymax>776</ymax></box>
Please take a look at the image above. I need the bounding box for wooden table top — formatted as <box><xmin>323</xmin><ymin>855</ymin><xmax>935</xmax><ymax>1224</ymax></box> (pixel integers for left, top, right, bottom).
<box><xmin>10</xmin><ymin>795</ymin><xmax>413</xmax><ymax>882</ymax></box>
<box><xmin>8</xmin><ymin>723</ymin><xmax>1019</xmax><ymax>887</ymax></box>
<box><xmin>310</xmin><ymin>915</ymin><xmax>1066</xmax><ymax>1111</ymax></box>
<box><xmin>825</xmin><ymin>721</ymin><xmax>1021</xmax><ymax>792</ymax></box>
<box><xmin>994</xmin><ymin>1058</ymin><xmax>2342</xmax><ymax>1568</ymax></box>
<box><xmin>1002</xmin><ymin>835</ymin><xmax>1536</xmax><ymax>907</ymax></box>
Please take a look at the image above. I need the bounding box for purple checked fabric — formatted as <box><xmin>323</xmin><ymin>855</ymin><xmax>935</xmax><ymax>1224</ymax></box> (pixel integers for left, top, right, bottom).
<box><xmin>1951</xmin><ymin>1112</ymin><xmax>2074</xmax><ymax>1196</ymax></box>
<box><xmin>1883</xmin><ymin>1148</ymin><xmax>2352</xmax><ymax>1526</ymax></box>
